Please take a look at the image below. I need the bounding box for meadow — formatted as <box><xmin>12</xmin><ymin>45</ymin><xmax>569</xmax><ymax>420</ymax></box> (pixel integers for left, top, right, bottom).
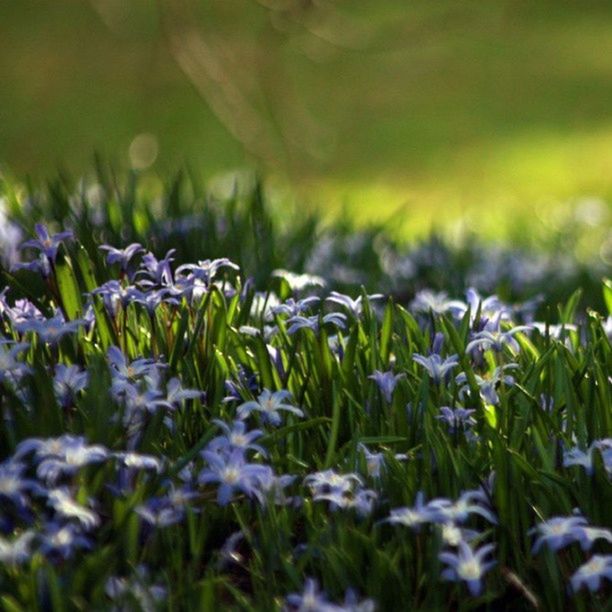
<box><xmin>0</xmin><ymin>169</ymin><xmax>610</xmax><ymax>610</ymax></box>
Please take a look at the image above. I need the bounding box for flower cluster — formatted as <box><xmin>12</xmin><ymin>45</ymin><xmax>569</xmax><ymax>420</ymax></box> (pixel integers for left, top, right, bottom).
<box><xmin>284</xmin><ymin>578</ymin><xmax>375</xmax><ymax>612</ymax></box>
<box><xmin>0</xmin><ymin>214</ymin><xmax>608</xmax><ymax>608</ymax></box>
<box><xmin>305</xmin><ymin>469</ymin><xmax>377</xmax><ymax>516</ymax></box>
<box><xmin>530</xmin><ymin>515</ymin><xmax>612</xmax><ymax>553</ymax></box>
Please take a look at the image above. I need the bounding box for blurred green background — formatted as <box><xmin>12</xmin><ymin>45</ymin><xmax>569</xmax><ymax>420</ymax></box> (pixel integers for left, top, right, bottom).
<box><xmin>1</xmin><ymin>0</ymin><xmax>612</xmax><ymax>244</ymax></box>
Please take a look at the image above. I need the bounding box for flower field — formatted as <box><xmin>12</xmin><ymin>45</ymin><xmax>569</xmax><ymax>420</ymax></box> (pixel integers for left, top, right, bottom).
<box><xmin>0</xmin><ymin>172</ymin><xmax>610</xmax><ymax>610</ymax></box>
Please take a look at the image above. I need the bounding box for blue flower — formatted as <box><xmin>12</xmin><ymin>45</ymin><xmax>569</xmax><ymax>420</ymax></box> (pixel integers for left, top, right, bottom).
<box><xmin>430</xmin><ymin>332</ymin><xmax>445</xmax><ymax>355</ymax></box>
<box><xmin>304</xmin><ymin>470</ymin><xmax>363</xmax><ymax>496</ymax></box>
<box><xmin>248</xmin><ymin>291</ymin><xmax>281</xmax><ymax>322</ymax></box>
<box><xmin>99</xmin><ymin>242</ymin><xmax>143</xmax><ymax>273</ymax></box>
<box><xmin>305</xmin><ymin>469</ymin><xmax>376</xmax><ymax>516</ymax></box>
<box><xmin>285</xmin><ymin>578</ymin><xmax>338</xmax><ymax>612</ymax></box>
<box><xmin>260</xmin><ymin>473</ymin><xmax>298</xmax><ymax>507</ymax></box>
<box><xmin>175</xmin><ymin>258</ymin><xmax>239</xmax><ymax>285</ymax></box>
<box><xmin>285</xmin><ymin>578</ymin><xmax>375</xmax><ymax>611</ymax></box>
<box><xmin>539</xmin><ymin>394</ymin><xmax>554</xmax><ymax>413</ymax></box>
<box><xmin>136</xmin><ymin>484</ymin><xmax>199</xmax><ymax>528</ymax></box>
<box><xmin>0</xmin><ymin>341</ymin><xmax>31</xmax><ymax>383</ymax></box>
<box><xmin>327</xmin><ymin>334</ymin><xmax>345</xmax><ymax>360</ymax></box>
<box><xmin>165</xmin><ymin>273</ymin><xmax>202</xmax><ymax>302</ymax></box>
<box><xmin>531</xmin><ymin>321</ymin><xmax>578</xmax><ymax>340</ymax></box>
<box><xmin>120</xmin><ymin>381</ymin><xmax>173</xmax><ymax>417</ymax></box>
<box><xmin>575</xmin><ymin>526</ymin><xmax>612</xmax><ymax>551</ymax></box>
<box><xmin>312</xmin><ymin>487</ymin><xmax>378</xmax><ymax>517</ymax></box>
<box><xmin>271</xmin><ymin>269</ymin><xmax>325</xmax><ymax>291</ymax></box>
<box><xmin>249</xmin><ymin>291</ymin><xmax>280</xmax><ymax>322</ymax></box>
<box><xmin>0</xmin><ymin>293</ymin><xmax>43</xmax><ymax>325</ymax></box>
<box><xmin>272</xmin><ymin>296</ymin><xmax>321</xmax><ymax>317</ymax></box>
<box><xmin>113</xmin><ymin>379</ymin><xmax>174</xmax><ymax>444</ymax></box>
<box><xmin>16</xmin><ymin>314</ymin><xmax>84</xmax><ymax>344</ymax></box>
<box><xmin>39</xmin><ymin>522</ymin><xmax>91</xmax><ymax>560</ymax></box>
<box><xmin>0</xmin><ymin>208</ymin><xmax>22</xmax><ymax>268</ymax></box>
<box><xmin>563</xmin><ymin>439</ymin><xmax>612</xmax><ymax>477</ymax></box>
<box><xmin>465</xmin><ymin>288</ymin><xmax>509</xmax><ymax>327</ymax></box>
<box><xmin>286</xmin><ymin>313</ymin><xmax>347</xmax><ymax>335</ymax></box>
<box><xmin>223</xmin><ymin>368</ymin><xmax>259</xmax><ymax>404</ymax></box>
<box><xmin>134</xmin><ymin>497</ymin><xmax>184</xmax><ymax>527</ymax></box>
<box><xmin>126</xmin><ymin>287</ymin><xmax>178</xmax><ymax>315</ymax></box>
<box><xmin>217</xmin><ymin>530</ymin><xmax>245</xmax><ymax>569</ymax></box>
<box><xmin>368</xmin><ymin>370</ymin><xmax>403</xmax><ymax>403</ymax></box>
<box><xmin>53</xmin><ymin>364</ymin><xmax>88</xmax><ymax>408</ymax></box>
<box><xmin>207</xmin><ymin>420</ymin><xmax>267</xmax><ymax>457</ymax></box>
<box><xmin>113</xmin><ymin>452</ymin><xmax>163</xmax><ymax>472</ymax></box>
<box><xmin>47</xmin><ymin>488</ymin><xmax>100</xmax><ymax>529</ymax></box>
<box><xmin>439</xmin><ymin>522</ymin><xmax>480</xmax><ymax>547</ymax></box>
<box><xmin>358</xmin><ymin>445</ymin><xmax>385</xmax><ymax>479</ymax></box>
<box><xmin>166</xmin><ymin>377</ymin><xmax>203</xmax><ymax>406</ymax></box>
<box><xmin>107</xmin><ymin>346</ymin><xmax>161</xmax><ymax>389</ymax></box>
<box><xmin>198</xmin><ymin>449</ymin><xmax>273</xmax><ymax>506</ymax></box>
<box><xmin>386</xmin><ymin>491</ymin><xmax>436</xmax><ymax>531</ymax></box>
<box><xmin>437</xmin><ymin>406</ymin><xmax>477</xmax><ymax>434</ymax></box>
<box><xmin>570</xmin><ymin>555</ymin><xmax>612</xmax><ymax>593</ymax></box>
<box><xmin>0</xmin><ymin>460</ymin><xmax>41</xmax><ymax>514</ymax></box>
<box><xmin>530</xmin><ymin>515</ymin><xmax>588</xmax><ymax>553</ymax></box>
<box><xmin>237</xmin><ymin>389</ymin><xmax>303</xmax><ymax>427</ymax></box>
<box><xmin>439</xmin><ymin>541</ymin><xmax>496</xmax><ymax>596</ymax></box>
<box><xmin>456</xmin><ymin>364</ymin><xmax>518</xmax><ymax>406</ymax></box>
<box><xmin>17</xmin><ymin>435</ymin><xmax>108</xmax><ymax>484</ymax></box>
<box><xmin>13</xmin><ymin>254</ymin><xmax>52</xmax><ymax>278</ymax></box>
<box><xmin>427</xmin><ymin>490</ymin><xmax>498</xmax><ymax>525</ymax></box>
<box><xmin>110</xmin><ymin>452</ymin><xmax>163</xmax><ymax>495</ymax></box>
<box><xmin>137</xmin><ymin>249</ymin><xmax>175</xmax><ymax>286</ymax></box>
<box><xmin>566</xmin><ymin>446</ymin><xmax>593</xmax><ymax>475</ymax></box>
<box><xmin>90</xmin><ymin>280</ymin><xmax>131</xmax><ymax>316</ymax></box>
<box><xmin>0</xmin><ymin>530</ymin><xmax>35</xmax><ymax>564</ymax></box>
<box><xmin>20</xmin><ymin>223</ymin><xmax>73</xmax><ymax>263</ymax></box>
<box><xmin>341</xmin><ymin>589</ymin><xmax>376</xmax><ymax>612</ymax></box>
<box><xmin>412</xmin><ymin>353</ymin><xmax>459</xmax><ymax>384</ymax></box>
<box><xmin>466</xmin><ymin>317</ymin><xmax>531</xmax><ymax>355</ymax></box>
<box><xmin>106</xmin><ymin>565</ymin><xmax>167</xmax><ymax>610</ymax></box>
<box><xmin>410</xmin><ymin>290</ymin><xmax>467</xmax><ymax>318</ymax></box>
<box><xmin>358</xmin><ymin>443</ymin><xmax>406</xmax><ymax>479</ymax></box>
<box><xmin>325</xmin><ymin>291</ymin><xmax>384</xmax><ymax>317</ymax></box>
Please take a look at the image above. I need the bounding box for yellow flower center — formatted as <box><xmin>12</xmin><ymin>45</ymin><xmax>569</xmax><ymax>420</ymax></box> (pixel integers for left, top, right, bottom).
<box><xmin>223</xmin><ymin>467</ymin><xmax>240</xmax><ymax>485</ymax></box>
<box><xmin>583</xmin><ymin>557</ymin><xmax>604</xmax><ymax>574</ymax></box>
<box><xmin>0</xmin><ymin>476</ymin><xmax>19</xmax><ymax>494</ymax></box>
<box><xmin>459</xmin><ymin>559</ymin><xmax>481</xmax><ymax>581</ymax></box>
<box><xmin>231</xmin><ymin>434</ymin><xmax>248</xmax><ymax>447</ymax></box>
